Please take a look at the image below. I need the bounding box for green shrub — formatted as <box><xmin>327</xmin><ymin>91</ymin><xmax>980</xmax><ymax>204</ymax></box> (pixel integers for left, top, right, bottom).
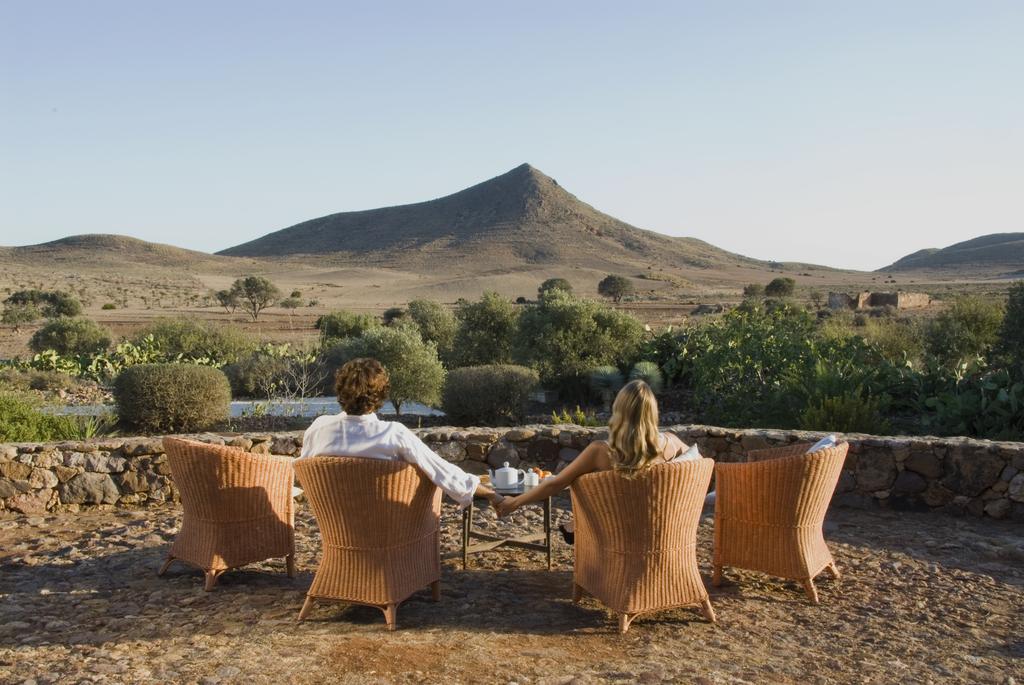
<box><xmin>321</xmin><ymin>326</ymin><xmax>445</xmax><ymax>414</ymax></box>
<box><xmin>862</xmin><ymin>318</ymin><xmax>926</xmax><ymax>367</ymax></box>
<box><xmin>101</xmin><ymin>303</ymin><xmax>117</xmax><ymax>310</ymax></box>
<box><xmin>134</xmin><ymin>317</ymin><xmax>256</xmax><ymax>365</ymax></box>
<box><xmin>30</xmin><ymin>317</ymin><xmax>111</xmax><ymax>356</ymax></box>
<box><xmin>551</xmin><ymin>406</ymin><xmax>603</xmax><ymax>427</ymax></box>
<box><xmin>114</xmin><ymin>364</ymin><xmax>231</xmax><ymax>433</ymax></box>
<box><xmin>441</xmin><ymin>365</ymin><xmax>539</xmax><ymax>425</ymax></box>
<box><xmin>538</xmin><ymin>278</ymin><xmax>573</xmax><ymax>298</ymax></box>
<box><xmin>764</xmin><ymin>277</ymin><xmax>796</xmax><ymax>298</ymax></box>
<box><xmin>926</xmin><ymin>296</ymin><xmax>1004</xmax><ymax>367</ymax></box>
<box><xmin>2</xmin><ymin>303</ymin><xmax>42</xmax><ymax>324</ymax></box>
<box><xmin>0</xmin><ymin>391</ymin><xmax>109</xmax><ymax>442</ymax></box>
<box><xmin>514</xmin><ymin>291</ymin><xmax>645</xmax><ymax>395</ymax></box>
<box><xmin>629</xmin><ymin>361</ymin><xmax>664</xmax><ymax>393</ymax></box>
<box><xmin>798</xmin><ymin>395</ymin><xmax>891</xmax><ymax>434</ymax></box>
<box><xmin>921</xmin><ymin>367</ymin><xmax>1024</xmax><ymax>440</ymax></box>
<box><xmin>995</xmin><ymin>281</ymin><xmax>1024</xmax><ymax>365</ymax></box>
<box><xmin>315</xmin><ymin>310</ymin><xmax>380</xmax><ymax>341</ymax></box>
<box><xmin>382</xmin><ymin>307</ymin><xmax>406</xmax><ymax>325</ymax></box>
<box><xmin>687</xmin><ymin>304</ymin><xmax>818</xmax><ymax>425</ymax></box>
<box><xmin>0</xmin><ymin>368</ymin><xmax>79</xmax><ymax>394</ymax></box>
<box><xmin>452</xmin><ymin>292</ymin><xmax>519</xmax><ymax>367</ymax></box>
<box><xmin>222</xmin><ymin>352</ymin><xmax>294</xmax><ymax>398</ymax></box>
<box><xmin>407</xmin><ymin>300</ymin><xmax>458</xmax><ymax>362</ymax></box>
<box><xmin>4</xmin><ymin>289</ymin><xmax>81</xmax><ymax>318</ymax></box>
<box><xmin>741</xmin><ymin>283</ymin><xmax>764</xmax><ymax>300</ymax></box>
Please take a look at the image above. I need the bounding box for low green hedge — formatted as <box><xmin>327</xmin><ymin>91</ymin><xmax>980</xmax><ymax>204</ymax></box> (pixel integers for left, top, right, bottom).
<box><xmin>114</xmin><ymin>363</ymin><xmax>231</xmax><ymax>433</ymax></box>
<box><xmin>441</xmin><ymin>365</ymin><xmax>539</xmax><ymax>425</ymax></box>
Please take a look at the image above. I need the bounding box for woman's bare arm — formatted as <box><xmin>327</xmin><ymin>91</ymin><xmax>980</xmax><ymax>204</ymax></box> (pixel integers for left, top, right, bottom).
<box><xmin>495</xmin><ymin>442</ymin><xmax>605</xmax><ymax>517</ymax></box>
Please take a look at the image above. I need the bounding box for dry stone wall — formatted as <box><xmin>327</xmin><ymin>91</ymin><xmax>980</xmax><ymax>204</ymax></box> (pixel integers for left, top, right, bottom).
<box><xmin>1</xmin><ymin>425</ymin><xmax>1022</xmax><ymax>522</ymax></box>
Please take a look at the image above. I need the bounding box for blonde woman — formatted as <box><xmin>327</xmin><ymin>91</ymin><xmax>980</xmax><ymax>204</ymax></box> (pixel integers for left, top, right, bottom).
<box><xmin>495</xmin><ymin>380</ymin><xmax>701</xmax><ymax>540</ymax></box>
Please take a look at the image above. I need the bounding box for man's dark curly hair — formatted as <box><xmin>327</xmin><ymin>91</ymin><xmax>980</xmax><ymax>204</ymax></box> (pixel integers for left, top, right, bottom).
<box><xmin>335</xmin><ymin>358</ymin><xmax>390</xmax><ymax>415</ymax></box>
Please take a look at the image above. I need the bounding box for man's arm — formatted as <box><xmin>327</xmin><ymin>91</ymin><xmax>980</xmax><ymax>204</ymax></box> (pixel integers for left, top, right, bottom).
<box><xmin>395</xmin><ymin>427</ymin><xmax>498</xmax><ymax>508</ymax></box>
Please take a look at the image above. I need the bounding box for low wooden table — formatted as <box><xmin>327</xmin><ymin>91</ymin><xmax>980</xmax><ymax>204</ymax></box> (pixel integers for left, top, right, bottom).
<box><xmin>460</xmin><ymin>493</ymin><xmax>553</xmax><ymax>570</ymax></box>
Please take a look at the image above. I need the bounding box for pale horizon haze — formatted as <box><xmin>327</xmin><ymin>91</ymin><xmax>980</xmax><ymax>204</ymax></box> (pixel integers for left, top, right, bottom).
<box><xmin>1</xmin><ymin>1</ymin><xmax>1022</xmax><ymax>271</ymax></box>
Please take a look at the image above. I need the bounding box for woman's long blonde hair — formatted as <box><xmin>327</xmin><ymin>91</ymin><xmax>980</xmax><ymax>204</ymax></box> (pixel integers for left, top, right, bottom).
<box><xmin>607</xmin><ymin>380</ymin><xmax>662</xmax><ymax>472</ymax></box>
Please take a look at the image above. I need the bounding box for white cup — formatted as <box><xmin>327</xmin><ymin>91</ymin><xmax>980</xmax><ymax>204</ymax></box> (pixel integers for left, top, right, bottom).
<box><xmin>523</xmin><ymin>471</ymin><xmax>540</xmax><ymax>489</ymax></box>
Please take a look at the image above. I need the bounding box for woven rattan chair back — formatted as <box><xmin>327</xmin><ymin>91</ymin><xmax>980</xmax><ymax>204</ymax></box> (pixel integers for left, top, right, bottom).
<box><xmin>159</xmin><ymin>437</ymin><xmax>296</xmax><ymax>591</ymax></box>
<box><xmin>713</xmin><ymin>441</ymin><xmax>849</xmax><ymax>604</ymax></box>
<box><xmin>570</xmin><ymin>458</ymin><xmax>716</xmax><ymax>633</ymax></box>
<box><xmin>294</xmin><ymin>456</ymin><xmax>442</xmax><ymax>630</ymax></box>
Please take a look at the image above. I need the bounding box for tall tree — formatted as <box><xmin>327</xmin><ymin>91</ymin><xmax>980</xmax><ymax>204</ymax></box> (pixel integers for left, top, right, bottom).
<box><xmin>597</xmin><ymin>275</ymin><xmax>633</xmax><ymax>303</ymax></box>
<box><xmin>231</xmin><ymin>276</ymin><xmax>280</xmax><ymax>321</ymax></box>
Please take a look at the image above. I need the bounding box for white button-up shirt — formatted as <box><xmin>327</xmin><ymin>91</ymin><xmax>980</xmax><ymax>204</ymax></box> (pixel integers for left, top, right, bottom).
<box><xmin>299</xmin><ymin>412</ymin><xmax>480</xmax><ymax>508</ymax></box>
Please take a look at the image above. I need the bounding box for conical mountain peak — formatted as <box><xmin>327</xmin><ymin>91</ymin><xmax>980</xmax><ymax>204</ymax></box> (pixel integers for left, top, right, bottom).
<box><xmin>218</xmin><ymin>165</ymin><xmax>753</xmax><ymax>273</ymax></box>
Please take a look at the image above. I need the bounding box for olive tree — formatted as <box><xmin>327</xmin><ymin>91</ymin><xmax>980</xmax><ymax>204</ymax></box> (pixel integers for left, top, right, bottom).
<box><xmin>215</xmin><ymin>289</ymin><xmax>240</xmax><ymax>313</ymax></box>
<box><xmin>407</xmin><ymin>299</ymin><xmax>458</xmax><ymax>362</ymax></box>
<box><xmin>452</xmin><ymin>291</ymin><xmax>519</xmax><ymax>367</ymax></box>
<box><xmin>597</xmin><ymin>275</ymin><xmax>633</xmax><ymax>303</ymax></box>
<box><xmin>538</xmin><ymin>278</ymin><xmax>572</xmax><ymax>298</ymax></box>
<box><xmin>230</xmin><ymin>276</ymin><xmax>280</xmax><ymax>321</ymax></box>
<box><xmin>323</xmin><ymin>326</ymin><xmax>445</xmax><ymax>414</ymax></box>
<box><xmin>514</xmin><ymin>291</ymin><xmax>646</xmax><ymax>394</ymax></box>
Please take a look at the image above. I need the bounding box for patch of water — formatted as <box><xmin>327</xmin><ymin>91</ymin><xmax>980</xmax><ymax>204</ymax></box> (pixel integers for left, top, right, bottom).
<box><xmin>49</xmin><ymin>397</ymin><xmax>445</xmax><ymax>418</ymax></box>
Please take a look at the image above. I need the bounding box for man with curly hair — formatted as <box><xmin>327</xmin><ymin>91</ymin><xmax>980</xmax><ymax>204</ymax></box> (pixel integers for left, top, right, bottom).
<box><xmin>300</xmin><ymin>357</ymin><xmax>501</xmax><ymax>508</ymax></box>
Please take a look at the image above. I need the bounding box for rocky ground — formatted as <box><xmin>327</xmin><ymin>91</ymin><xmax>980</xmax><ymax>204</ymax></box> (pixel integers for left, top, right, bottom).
<box><xmin>0</xmin><ymin>501</ymin><xmax>1021</xmax><ymax>685</ymax></box>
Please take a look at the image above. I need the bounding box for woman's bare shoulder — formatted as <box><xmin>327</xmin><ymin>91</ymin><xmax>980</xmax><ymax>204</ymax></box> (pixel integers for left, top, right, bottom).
<box><xmin>583</xmin><ymin>440</ymin><xmax>615</xmax><ymax>470</ymax></box>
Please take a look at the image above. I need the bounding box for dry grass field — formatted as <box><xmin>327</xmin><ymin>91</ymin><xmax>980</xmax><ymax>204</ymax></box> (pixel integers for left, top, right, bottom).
<box><xmin>0</xmin><ymin>242</ymin><xmax>1014</xmax><ymax>361</ymax></box>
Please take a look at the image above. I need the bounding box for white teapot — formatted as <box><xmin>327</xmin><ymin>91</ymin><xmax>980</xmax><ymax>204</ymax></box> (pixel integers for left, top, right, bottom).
<box><xmin>490</xmin><ymin>461</ymin><xmax>525</xmax><ymax>489</ymax></box>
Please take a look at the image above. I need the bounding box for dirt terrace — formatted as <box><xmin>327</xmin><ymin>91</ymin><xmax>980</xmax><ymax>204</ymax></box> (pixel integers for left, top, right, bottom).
<box><xmin>0</xmin><ymin>501</ymin><xmax>1021</xmax><ymax>685</ymax></box>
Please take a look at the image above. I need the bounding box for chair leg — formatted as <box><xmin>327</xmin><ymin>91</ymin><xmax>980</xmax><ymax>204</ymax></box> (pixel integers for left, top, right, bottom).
<box><xmin>712</xmin><ymin>565</ymin><xmax>723</xmax><ymax>587</ymax></box>
<box><xmin>826</xmin><ymin>562</ymin><xmax>841</xmax><ymax>580</ymax></box>
<box><xmin>383</xmin><ymin>603</ymin><xmax>398</xmax><ymax>631</ymax></box>
<box><xmin>700</xmin><ymin>597</ymin><xmax>717</xmax><ymax>623</ymax></box>
<box><xmin>572</xmin><ymin>583</ymin><xmax>584</xmax><ymax>603</ymax></box>
<box><xmin>430</xmin><ymin>580</ymin><xmax>441</xmax><ymax>602</ymax></box>
<box><xmin>204</xmin><ymin>570</ymin><xmax>223</xmax><ymax>592</ymax></box>
<box><xmin>618</xmin><ymin>613</ymin><xmax>634</xmax><ymax>634</ymax></box>
<box><xmin>802</xmin><ymin>578</ymin><xmax>820</xmax><ymax>605</ymax></box>
<box><xmin>297</xmin><ymin>596</ymin><xmax>315</xmax><ymax>621</ymax></box>
<box><xmin>286</xmin><ymin>554</ymin><xmax>296</xmax><ymax>578</ymax></box>
<box><xmin>157</xmin><ymin>556</ymin><xmax>175</xmax><ymax>576</ymax></box>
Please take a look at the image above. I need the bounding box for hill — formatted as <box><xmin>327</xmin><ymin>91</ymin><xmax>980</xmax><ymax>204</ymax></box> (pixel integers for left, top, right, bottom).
<box><xmin>0</xmin><ymin>234</ymin><xmax>243</xmax><ymax>270</ymax></box>
<box><xmin>882</xmin><ymin>233</ymin><xmax>1024</xmax><ymax>277</ymax></box>
<box><xmin>218</xmin><ymin>163</ymin><xmax>764</xmax><ymax>273</ymax></box>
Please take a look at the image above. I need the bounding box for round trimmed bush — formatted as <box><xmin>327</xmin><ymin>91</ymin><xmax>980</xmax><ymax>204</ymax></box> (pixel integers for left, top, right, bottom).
<box><xmin>114</xmin><ymin>363</ymin><xmax>231</xmax><ymax>433</ymax></box>
<box><xmin>29</xmin><ymin>317</ymin><xmax>111</xmax><ymax>356</ymax></box>
<box><xmin>441</xmin><ymin>365</ymin><xmax>539</xmax><ymax>425</ymax></box>
<box><xmin>629</xmin><ymin>361</ymin><xmax>664</xmax><ymax>393</ymax></box>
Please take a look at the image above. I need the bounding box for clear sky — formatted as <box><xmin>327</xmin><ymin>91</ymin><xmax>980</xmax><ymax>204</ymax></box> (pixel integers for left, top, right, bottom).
<box><xmin>1</xmin><ymin>1</ymin><xmax>1021</xmax><ymax>271</ymax></box>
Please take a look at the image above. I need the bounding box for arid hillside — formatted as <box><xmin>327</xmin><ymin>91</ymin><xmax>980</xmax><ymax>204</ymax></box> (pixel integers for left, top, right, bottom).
<box><xmin>219</xmin><ymin>163</ymin><xmax>767</xmax><ymax>273</ymax></box>
<box><xmin>882</xmin><ymin>232</ymin><xmax>1024</xmax><ymax>277</ymax></box>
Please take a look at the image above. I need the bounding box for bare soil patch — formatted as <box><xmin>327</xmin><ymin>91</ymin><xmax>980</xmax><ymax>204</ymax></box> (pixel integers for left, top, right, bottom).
<box><xmin>0</xmin><ymin>500</ymin><xmax>1020</xmax><ymax>684</ymax></box>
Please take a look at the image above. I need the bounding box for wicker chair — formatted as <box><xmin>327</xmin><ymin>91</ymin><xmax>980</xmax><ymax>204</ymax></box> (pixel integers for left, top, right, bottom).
<box><xmin>159</xmin><ymin>437</ymin><xmax>296</xmax><ymax>591</ymax></box>
<box><xmin>570</xmin><ymin>458</ymin><xmax>716</xmax><ymax>633</ymax></box>
<box><xmin>712</xmin><ymin>441</ymin><xmax>849</xmax><ymax>604</ymax></box>
<box><xmin>294</xmin><ymin>456</ymin><xmax>443</xmax><ymax>631</ymax></box>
